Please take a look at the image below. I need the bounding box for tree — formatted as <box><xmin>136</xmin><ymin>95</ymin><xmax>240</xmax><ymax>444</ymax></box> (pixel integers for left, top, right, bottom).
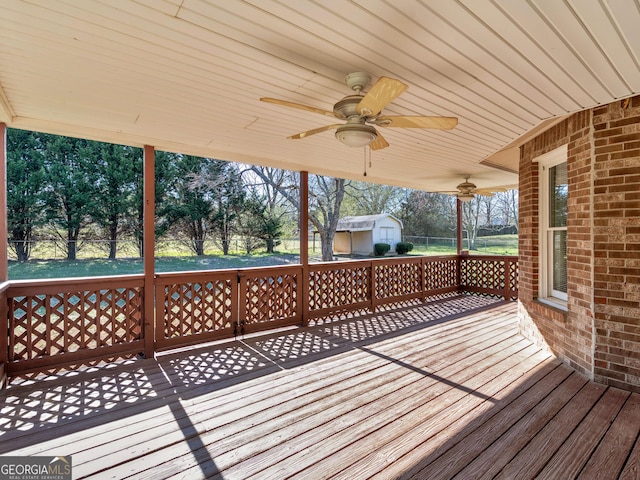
<box><xmin>343</xmin><ymin>181</ymin><xmax>406</xmax><ymax>216</ymax></box>
<box><xmin>43</xmin><ymin>135</ymin><xmax>100</xmax><ymax>260</ymax></box>
<box><xmin>239</xmin><ymin>192</ymin><xmax>283</xmax><ymax>254</ymax></box>
<box><xmin>162</xmin><ymin>156</ymin><xmax>245</xmax><ymax>256</ymax></box>
<box><xmin>399</xmin><ymin>191</ymin><xmax>455</xmax><ymax>237</ymax></box>
<box><xmin>90</xmin><ymin>144</ymin><xmax>141</xmax><ymax>259</ymax></box>
<box><xmin>308</xmin><ymin>175</ymin><xmax>346</xmax><ymax>261</ymax></box>
<box><xmin>162</xmin><ymin>155</ymin><xmax>215</xmax><ymax>256</ymax></box>
<box><xmin>206</xmin><ymin>161</ymin><xmax>245</xmax><ymax>255</ymax></box>
<box><xmin>249</xmin><ymin>167</ymin><xmax>347</xmax><ymax>261</ymax></box>
<box><xmin>7</xmin><ymin>129</ymin><xmax>47</xmax><ymax>262</ymax></box>
<box><xmin>462</xmin><ymin>196</ymin><xmax>483</xmax><ymax>250</ymax></box>
<box><xmin>130</xmin><ymin>150</ymin><xmax>181</xmax><ymax>257</ymax></box>
<box><xmin>242</xmin><ymin>166</ymin><xmax>294</xmax><ymax>253</ymax></box>
<box><xmin>237</xmin><ymin>192</ymin><xmax>283</xmax><ymax>254</ymax></box>
<box><xmin>494</xmin><ymin>189</ymin><xmax>519</xmax><ymax>230</ymax></box>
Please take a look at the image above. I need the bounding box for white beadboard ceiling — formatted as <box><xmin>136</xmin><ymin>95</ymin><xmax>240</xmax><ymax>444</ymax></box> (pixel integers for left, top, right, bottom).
<box><xmin>1</xmin><ymin>0</ymin><xmax>639</xmax><ymax>193</ymax></box>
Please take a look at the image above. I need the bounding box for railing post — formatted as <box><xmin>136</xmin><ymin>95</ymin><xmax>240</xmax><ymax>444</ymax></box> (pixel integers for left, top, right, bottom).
<box><xmin>0</xmin><ymin>285</ymin><xmax>7</xmax><ymax>388</ymax></box>
<box><xmin>237</xmin><ymin>270</ymin><xmax>246</xmax><ymax>333</ymax></box>
<box><xmin>504</xmin><ymin>257</ymin><xmax>511</xmax><ymax>301</ymax></box>
<box><xmin>420</xmin><ymin>257</ymin><xmax>427</xmax><ymax>302</ymax></box>
<box><xmin>369</xmin><ymin>261</ymin><xmax>376</xmax><ymax>313</ymax></box>
<box><xmin>154</xmin><ymin>281</ymin><xmax>164</xmax><ymax>347</ymax></box>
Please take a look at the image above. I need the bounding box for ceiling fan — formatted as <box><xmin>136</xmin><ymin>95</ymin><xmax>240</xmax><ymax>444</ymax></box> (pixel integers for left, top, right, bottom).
<box><xmin>442</xmin><ymin>176</ymin><xmax>503</xmax><ymax>202</ymax></box>
<box><xmin>260</xmin><ymin>72</ymin><xmax>458</xmax><ymax>150</ymax></box>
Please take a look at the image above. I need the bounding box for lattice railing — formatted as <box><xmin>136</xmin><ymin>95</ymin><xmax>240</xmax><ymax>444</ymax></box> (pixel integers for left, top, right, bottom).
<box><xmin>239</xmin><ymin>266</ymin><xmax>302</xmax><ymax>333</ymax></box>
<box><xmin>308</xmin><ymin>256</ymin><xmax>467</xmax><ymax>321</ymax></box>
<box><xmin>374</xmin><ymin>258</ymin><xmax>423</xmax><ymax>306</ymax></box>
<box><xmin>2</xmin><ymin>255</ymin><xmax>518</xmax><ymax>379</ymax></box>
<box><xmin>6</xmin><ymin>277</ymin><xmax>144</xmax><ymax>374</ymax></box>
<box><xmin>308</xmin><ymin>262</ymin><xmax>371</xmax><ymax>317</ymax></box>
<box><xmin>460</xmin><ymin>255</ymin><xmax>518</xmax><ymax>299</ymax></box>
<box><xmin>155</xmin><ymin>271</ymin><xmax>237</xmax><ymax>350</ymax></box>
<box><xmin>424</xmin><ymin>256</ymin><xmax>458</xmax><ymax>292</ymax></box>
<box><xmin>510</xmin><ymin>259</ymin><xmax>519</xmax><ymax>300</ymax></box>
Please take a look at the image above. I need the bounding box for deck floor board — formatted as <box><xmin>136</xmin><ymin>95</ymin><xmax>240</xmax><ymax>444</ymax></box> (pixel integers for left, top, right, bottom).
<box><xmin>1</xmin><ymin>295</ymin><xmax>639</xmax><ymax>479</ymax></box>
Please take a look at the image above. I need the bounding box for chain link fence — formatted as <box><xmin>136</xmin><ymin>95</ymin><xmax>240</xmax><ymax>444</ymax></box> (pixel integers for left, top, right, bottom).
<box><xmin>8</xmin><ymin>237</ymin><xmax>306</xmax><ymax>261</ymax></box>
<box><xmin>403</xmin><ymin>235</ymin><xmax>518</xmax><ymax>255</ymax></box>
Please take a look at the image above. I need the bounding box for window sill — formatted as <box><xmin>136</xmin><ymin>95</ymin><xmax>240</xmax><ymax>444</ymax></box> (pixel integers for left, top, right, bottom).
<box><xmin>535</xmin><ymin>297</ymin><xmax>568</xmax><ymax>318</ymax></box>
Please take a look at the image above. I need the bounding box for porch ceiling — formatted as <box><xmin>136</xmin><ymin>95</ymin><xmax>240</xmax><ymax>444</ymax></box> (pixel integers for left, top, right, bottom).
<box><xmin>1</xmin><ymin>1</ymin><xmax>639</xmax><ymax>192</ymax></box>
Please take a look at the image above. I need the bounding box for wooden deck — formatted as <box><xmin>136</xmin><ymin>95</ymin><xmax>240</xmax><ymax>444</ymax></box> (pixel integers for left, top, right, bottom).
<box><xmin>1</xmin><ymin>294</ymin><xmax>639</xmax><ymax>479</ymax></box>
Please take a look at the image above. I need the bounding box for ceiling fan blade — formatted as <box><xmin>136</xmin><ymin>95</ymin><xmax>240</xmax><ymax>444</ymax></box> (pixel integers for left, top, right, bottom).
<box><xmin>369</xmin><ymin>131</ymin><xmax>389</xmax><ymax>150</ymax></box>
<box><xmin>260</xmin><ymin>97</ymin><xmax>342</xmax><ymax>119</ymax></box>
<box><xmin>357</xmin><ymin>77</ymin><xmax>408</xmax><ymax>117</ymax></box>
<box><xmin>474</xmin><ymin>185</ymin><xmax>518</xmax><ymax>194</ymax></box>
<box><xmin>287</xmin><ymin>124</ymin><xmax>342</xmax><ymax>140</ymax></box>
<box><xmin>376</xmin><ymin>116</ymin><xmax>458</xmax><ymax>129</ymax></box>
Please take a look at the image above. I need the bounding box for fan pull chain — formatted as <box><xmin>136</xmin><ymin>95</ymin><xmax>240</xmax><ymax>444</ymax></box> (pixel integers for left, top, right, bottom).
<box><xmin>363</xmin><ymin>147</ymin><xmax>367</xmax><ymax>176</ymax></box>
<box><xmin>363</xmin><ymin>146</ymin><xmax>372</xmax><ymax>176</ymax></box>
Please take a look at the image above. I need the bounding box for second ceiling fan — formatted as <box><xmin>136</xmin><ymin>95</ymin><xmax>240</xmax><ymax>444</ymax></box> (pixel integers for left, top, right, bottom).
<box><xmin>261</xmin><ymin>72</ymin><xmax>458</xmax><ymax>150</ymax></box>
<box><xmin>441</xmin><ymin>176</ymin><xmax>511</xmax><ymax>202</ymax></box>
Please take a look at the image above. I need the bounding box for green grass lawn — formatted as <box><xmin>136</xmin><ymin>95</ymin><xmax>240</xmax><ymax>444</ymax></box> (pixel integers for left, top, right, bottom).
<box><xmin>409</xmin><ymin>234</ymin><xmax>518</xmax><ymax>256</ymax></box>
<box><xmin>8</xmin><ymin>235</ymin><xmax>518</xmax><ymax>280</ymax></box>
<box><xmin>8</xmin><ymin>253</ymin><xmax>303</xmax><ymax>280</ymax></box>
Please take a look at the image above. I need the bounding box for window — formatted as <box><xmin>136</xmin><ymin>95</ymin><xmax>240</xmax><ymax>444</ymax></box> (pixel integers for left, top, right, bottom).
<box><xmin>538</xmin><ymin>145</ymin><xmax>568</xmax><ymax>307</ymax></box>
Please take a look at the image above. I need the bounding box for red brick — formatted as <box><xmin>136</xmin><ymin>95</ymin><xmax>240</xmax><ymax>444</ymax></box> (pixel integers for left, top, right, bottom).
<box><xmin>519</xmin><ymin>95</ymin><xmax>640</xmax><ymax>392</ymax></box>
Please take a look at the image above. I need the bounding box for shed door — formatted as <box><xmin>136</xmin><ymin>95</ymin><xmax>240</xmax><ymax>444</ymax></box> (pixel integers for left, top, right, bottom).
<box><xmin>380</xmin><ymin>226</ymin><xmax>394</xmax><ymax>244</ymax></box>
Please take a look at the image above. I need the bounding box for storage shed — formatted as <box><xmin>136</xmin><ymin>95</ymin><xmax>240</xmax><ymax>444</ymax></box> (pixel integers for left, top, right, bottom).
<box><xmin>333</xmin><ymin>214</ymin><xmax>403</xmax><ymax>256</ymax></box>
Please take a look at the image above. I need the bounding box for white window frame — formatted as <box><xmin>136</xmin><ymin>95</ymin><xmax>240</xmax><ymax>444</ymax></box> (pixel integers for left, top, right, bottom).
<box><xmin>537</xmin><ymin>145</ymin><xmax>568</xmax><ymax>309</ymax></box>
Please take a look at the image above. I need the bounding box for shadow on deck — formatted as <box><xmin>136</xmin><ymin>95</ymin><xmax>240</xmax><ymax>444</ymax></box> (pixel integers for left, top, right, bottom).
<box><xmin>1</xmin><ymin>294</ymin><xmax>639</xmax><ymax>479</ymax></box>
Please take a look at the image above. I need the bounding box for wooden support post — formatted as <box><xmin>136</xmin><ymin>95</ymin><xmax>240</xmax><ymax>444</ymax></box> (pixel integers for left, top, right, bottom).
<box><xmin>456</xmin><ymin>198</ymin><xmax>463</xmax><ymax>291</ymax></box>
<box><xmin>300</xmin><ymin>171</ymin><xmax>309</xmax><ymax>267</ymax></box>
<box><xmin>300</xmin><ymin>171</ymin><xmax>309</xmax><ymax>326</ymax></box>
<box><xmin>456</xmin><ymin>198</ymin><xmax>463</xmax><ymax>256</ymax></box>
<box><xmin>143</xmin><ymin>145</ymin><xmax>155</xmax><ymax>358</ymax></box>
<box><xmin>0</xmin><ymin>123</ymin><xmax>6</xmax><ymax>282</ymax></box>
<box><xmin>0</xmin><ymin>123</ymin><xmax>6</xmax><ymax>386</ymax></box>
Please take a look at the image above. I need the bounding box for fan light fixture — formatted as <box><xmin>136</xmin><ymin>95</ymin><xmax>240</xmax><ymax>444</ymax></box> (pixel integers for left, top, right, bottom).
<box><xmin>457</xmin><ymin>193</ymin><xmax>475</xmax><ymax>203</ymax></box>
<box><xmin>335</xmin><ymin>124</ymin><xmax>377</xmax><ymax>147</ymax></box>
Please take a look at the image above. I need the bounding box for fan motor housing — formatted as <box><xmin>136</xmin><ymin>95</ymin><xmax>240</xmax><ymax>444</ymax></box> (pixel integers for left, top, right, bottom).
<box><xmin>457</xmin><ymin>180</ymin><xmax>476</xmax><ymax>193</ymax></box>
<box><xmin>333</xmin><ymin>95</ymin><xmax>364</xmax><ymax>118</ymax></box>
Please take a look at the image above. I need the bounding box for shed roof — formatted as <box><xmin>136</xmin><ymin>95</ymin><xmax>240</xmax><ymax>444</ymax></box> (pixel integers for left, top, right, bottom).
<box><xmin>336</xmin><ymin>214</ymin><xmax>403</xmax><ymax>232</ymax></box>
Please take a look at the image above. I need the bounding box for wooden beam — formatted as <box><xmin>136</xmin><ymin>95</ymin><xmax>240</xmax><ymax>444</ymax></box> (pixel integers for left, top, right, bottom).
<box><xmin>143</xmin><ymin>145</ymin><xmax>155</xmax><ymax>358</ymax></box>
<box><xmin>0</xmin><ymin>83</ymin><xmax>15</xmax><ymax>122</ymax></box>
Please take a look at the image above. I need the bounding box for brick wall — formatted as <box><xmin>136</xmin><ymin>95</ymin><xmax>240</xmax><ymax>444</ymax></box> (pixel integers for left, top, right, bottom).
<box><xmin>518</xmin><ymin>96</ymin><xmax>640</xmax><ymax>393</ymax></box>
<box><xmin>519</xmin><ymin>111</ymin><xmax>594</xmax><ymax>377</ymax></box>
<box><xmin>592</xmin><ymin>97</ymin><xmax>640</xmax><ymax>391</ymax></box>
